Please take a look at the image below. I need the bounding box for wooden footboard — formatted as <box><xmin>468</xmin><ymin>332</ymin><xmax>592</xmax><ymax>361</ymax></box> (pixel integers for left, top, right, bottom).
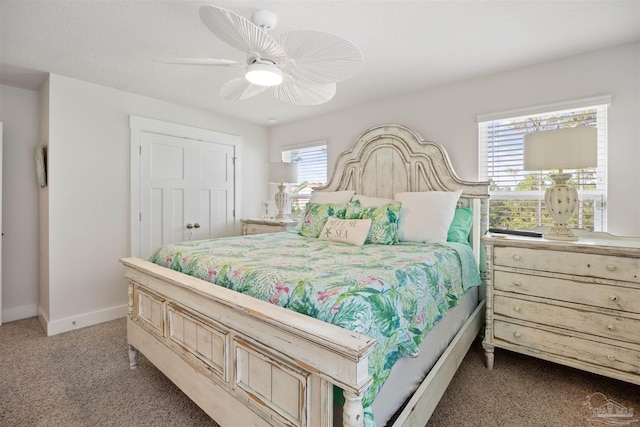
<box><xmin>123</xmin><ymin>257</ymin><xmax>377</xmax><ymax>427</ymax></box>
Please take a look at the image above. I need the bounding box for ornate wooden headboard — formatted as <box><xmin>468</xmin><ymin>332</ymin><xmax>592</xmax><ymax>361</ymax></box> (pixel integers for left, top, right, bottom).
<box><xmin>322</xmin><ymin>124</ymin><xmax>490</xmax><ymax>262</ymax></box>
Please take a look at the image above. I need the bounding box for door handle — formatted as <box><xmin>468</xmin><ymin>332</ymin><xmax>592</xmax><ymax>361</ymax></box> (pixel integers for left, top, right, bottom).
<box><xmin>193</xmin><ymin>223</ymin><xmax>200</xmax><ymax>229</ymax></box>
<box><xmin>186</xmin><ymin>223</ymin><xmax>193</xmax><ymax>229</ymax></box>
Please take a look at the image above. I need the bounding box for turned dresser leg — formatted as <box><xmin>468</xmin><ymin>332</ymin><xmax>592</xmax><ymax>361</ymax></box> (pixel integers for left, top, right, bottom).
<box><xmin>343</xmin><ymin>390</ymin><xmax>364</xmax><ymax>427</ymax></box>
<box><xmin>128</xmin><ymin>344</ymin><xmax>139</xmax><ymax>369</ymax></box>
<box><xmin>482</xmin><ymin>342</ymin><xmax>495</xmax><ymax>370</ymax></box>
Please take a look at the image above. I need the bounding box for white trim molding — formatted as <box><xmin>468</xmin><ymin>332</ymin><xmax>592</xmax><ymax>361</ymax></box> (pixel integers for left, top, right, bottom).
<box><xmin>2</xmin><ymin>304</ymin><xmax>37</xmax><ymax>324</ymax></box>
<box><xmin>39</xmin><ymin>304</ymin><xmax>128</xmax><ymax>337</ymax></box>
<box><xmin>476</xmin><ymin>95</ymin><xmax>613</xmax><ymax>123</ymax></box>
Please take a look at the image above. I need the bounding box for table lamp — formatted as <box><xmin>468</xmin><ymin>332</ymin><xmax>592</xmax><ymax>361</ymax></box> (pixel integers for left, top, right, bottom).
<box><xmin>523</xmin><ymin>126</ymin><xmax>597</xmax><ymax>241</ymax></box>
<box><xmin>268</xmin><ymin>162</ymin><xmax>298</xmax><ymax>220</ymax></box>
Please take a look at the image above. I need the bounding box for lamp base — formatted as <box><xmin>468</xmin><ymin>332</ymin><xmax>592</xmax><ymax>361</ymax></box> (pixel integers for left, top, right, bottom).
<box><xmin>274</xmin><ymin>183</ymin><xmax>290</xmax><ymax>221</ymax></box>
<box><xmin>543</xmin><ymin>226</ymin><xmax>578</xmax><ymax>241</ymax></box>
<box><xmin>544</xmin><ymin>173</ymin><xmax>579</xmax><ymax>241</ymax></box>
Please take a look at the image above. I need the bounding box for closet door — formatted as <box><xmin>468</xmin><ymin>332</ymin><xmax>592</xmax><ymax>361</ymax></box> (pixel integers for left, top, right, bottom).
<box><xmin>138</xmin><ymin>132</ymin><xmax>235</xmax><ymax>259</ymax></box>
<box><xmin>130</xmin><ymin>116</ymin><xmax>240</xmax><ymax>260</ymax></box>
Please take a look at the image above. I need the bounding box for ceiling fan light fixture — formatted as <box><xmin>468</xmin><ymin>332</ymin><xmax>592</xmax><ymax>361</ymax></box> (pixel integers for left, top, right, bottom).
<box><xmin>245</xmin><ymin>63</ymin><xmax>283</xmax><ymax>86</ymax></box>
<box><xmin>195</xmin><ymin>5</ymin><xmax>363</xmax><ymax>104</ymax></box>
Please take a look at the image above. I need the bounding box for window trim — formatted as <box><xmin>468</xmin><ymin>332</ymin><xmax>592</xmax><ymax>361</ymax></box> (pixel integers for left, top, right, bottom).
<box><xmin>476</xmin><ymin>95</ymin><xmax>612</xmax><ymax>123</ymax></box>
<box><xmin>280</xmin><ymin>139</ymin><xmax>328</xmax><ymax>152</ymax></box>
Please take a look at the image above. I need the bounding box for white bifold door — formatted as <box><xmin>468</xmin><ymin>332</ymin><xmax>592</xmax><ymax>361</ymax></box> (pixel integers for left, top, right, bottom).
<box><xmin>137</xmin><ymin>130</ymin><xmax>236</xmax><ymax>260</ymax></box>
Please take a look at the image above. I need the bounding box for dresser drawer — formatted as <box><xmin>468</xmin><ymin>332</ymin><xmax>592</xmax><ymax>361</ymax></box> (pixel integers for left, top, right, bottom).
<box><xmin>493</xmin><ymin>246</ymin><xmax>640</xmax><ymax>283</ymax></box>
<box><xmin>494</xmin><ymin>320</ymin><xmax>640</xmax><ymax>376</ymax></box>
<box><xmin>493</xmin><ymin>295</ymin><xmax>640</xmax><ymax>345</ymax></box>
<box><xmin>244</xmin><ymin>223</ymin><xmax>281</xmax><ymax>235</ymax></box>
<box><xmin>494</xmin><ymin>271</ymin><xmax>640</xmax><ymax>314</ymax></box>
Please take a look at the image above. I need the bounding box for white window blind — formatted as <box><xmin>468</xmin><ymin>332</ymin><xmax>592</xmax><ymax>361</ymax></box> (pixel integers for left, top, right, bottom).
<box><xmin>281</xmin><ymin>144</ymin><xmax>328</xmax><ymax>215</ymax></box>
<box><xmin>479</xmin><ymin>103</ymin><xmax>608</xmax><ymax>231</ymax></box>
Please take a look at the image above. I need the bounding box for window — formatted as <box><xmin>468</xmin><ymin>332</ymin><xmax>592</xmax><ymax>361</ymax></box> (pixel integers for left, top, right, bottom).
<box><xmin>478</xmin><ymin>100</ymin><xmax>608</xmax><ymax>231</ymax></box>
<box><xmin>281</xmin><ymin>143</ymin><xmax>327</xmax><ymax>216</ymax></box>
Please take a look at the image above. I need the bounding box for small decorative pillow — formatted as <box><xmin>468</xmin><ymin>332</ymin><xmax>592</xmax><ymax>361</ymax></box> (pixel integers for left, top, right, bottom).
<box><xmin>351</xmin><ymin>194</ymin><xmax>395</xmax><ymax>207</ymax></box>
<box><xmin>395</xmin><ymin>190</ymin><xmax>462</xmax><ymax>243</ymax></box>
<box><xmin>299</xmin><ymin>203</ymin><xmax>348</xmax><ymax>238</ymax></box>
<box><xmin>345</xmin><ymin>201</ymin><xmax>402</xmax><ymax>245</ymax></box>
<box><xmin>447</xmin><ymin>207</ymin><xmax>473</xmax><ymax>245</ymax></box>
<box><xmin>309</xmin><ymin>190</ymin><xmax>355</xmax><ymax>204</ymax></box>
<box><xmin>319</xmin><ymin>217</ymin><xmax>372</xmax><ymax>246</ymax></box>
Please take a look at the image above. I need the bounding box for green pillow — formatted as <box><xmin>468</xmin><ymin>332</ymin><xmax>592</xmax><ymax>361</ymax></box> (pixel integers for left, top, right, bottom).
<box><xmin>345</xmin><ymin>201</ymin><xmax>402</xmax><ymax>245</ymax></box>
<box><xmin>447</xmin><ymin>207</ymin><xmax>473</xmax><ymax>244</ymax></box>
<box><xmin>299</xmin><ymin>203</ymin><xmax>348</xmax><ymax>238</ymax></box>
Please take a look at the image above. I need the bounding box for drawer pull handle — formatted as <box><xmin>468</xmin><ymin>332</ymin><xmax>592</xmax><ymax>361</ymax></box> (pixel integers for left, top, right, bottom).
<box><xmin>513</xmin><ymin>281</ymin><xmax>522</xmax><ymax>287</ymax></box>
<box><xmin>607</xmin><ymin>354</ymin><xmax>616</xmax><ymax>361</ymax></box>
<box><xmin>607</xmin><ymin>324</ymin><xmax>615</xmax><ymax>331</ymax></box>
<box><xmin>514</xmin><ymin>332</ymin><xmax>521</xmax><ymax>338</ymax></box>
<box><xmin>513</xmin><ymin>255</ymin><xmax>521</xmax><ymax>261</ymax></box>
<box><xmin>606</xmin><ymin>264</ymin><xmax>617</xmax><ymax>271</ymax></box>
<box><xmin>609</xmin><ymin>295</ymin><xmax>618</xmax><ymax>302</ymax></box>
<box><xmin>514</xmin><ymin>306</ymin><xmax>521</xmax><ymax>313</ymax></box>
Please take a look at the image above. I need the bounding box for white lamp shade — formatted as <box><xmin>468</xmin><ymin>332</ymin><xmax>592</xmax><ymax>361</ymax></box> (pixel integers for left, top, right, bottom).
<box><xmin>524</xmin><ymin>127</ymin><xmax>597</xmax><ymax>171</ymax></box>
<box><xmin>245</xmin><ymin>63</ymin><xmax>283</xmax><ymax>86</ymax></box>
<box><xmin>269</xmin><ymin>162</ymin><xmax>298</xmax><ymax>184</ymax></box>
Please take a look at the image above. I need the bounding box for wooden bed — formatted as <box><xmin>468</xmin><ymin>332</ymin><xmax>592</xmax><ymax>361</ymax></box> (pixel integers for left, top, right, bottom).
<box><xmin>121</xmin><ymin>124</ymin><xmax>490</xmax><ymax>427</ymax></box>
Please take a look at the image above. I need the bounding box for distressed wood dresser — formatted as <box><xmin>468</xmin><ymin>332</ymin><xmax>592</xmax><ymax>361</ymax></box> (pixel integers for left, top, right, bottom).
<box><xmin>481</xmin><ymin>230</ymin><xmax>640</xmax><ymax>385</ymax></box>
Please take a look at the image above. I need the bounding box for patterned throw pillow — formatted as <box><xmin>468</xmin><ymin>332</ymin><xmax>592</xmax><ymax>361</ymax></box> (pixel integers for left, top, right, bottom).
<box><xmin>299</xmin><ymin>203</ymin><xmax>349</xmax><ymax>238</ymax></box>
<box><xmin>319</xmin><ymin>217</ymin><xmax>372</xmax><ymax>246</ymax></box>
<box><xmin>345</xmin><ymin>201</ymin><xmax>402</xmax><ymax>245</ymax></box>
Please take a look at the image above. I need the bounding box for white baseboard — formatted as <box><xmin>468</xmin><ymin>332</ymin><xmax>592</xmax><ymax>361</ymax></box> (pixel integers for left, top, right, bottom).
<box><xmin>42</xmin><ymin>304</ymin><xmax>128</xmax><ymax>336</ymax></box>
<box><xmin>1</xmin><ymin>304</ymin><xmax>38</xmax><ymax>324</ymax></box>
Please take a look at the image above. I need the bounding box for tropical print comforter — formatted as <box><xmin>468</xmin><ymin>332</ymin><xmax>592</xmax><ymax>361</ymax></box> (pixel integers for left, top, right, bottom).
<box><xmin>149</xmin><ymin>232</ymin><xmax>480</xmax><ymax>426</ymax></box>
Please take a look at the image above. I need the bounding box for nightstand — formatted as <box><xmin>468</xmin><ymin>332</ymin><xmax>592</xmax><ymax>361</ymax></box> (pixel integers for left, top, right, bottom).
<box><xmin>240</xmin><ymin>218</ymin><xmax>299</xmax><ymax>236</ymax></box>
<box><xmin>481</xmin><ymin>230</ymin><xmax>640</xmax><ymax>386</ymax></box>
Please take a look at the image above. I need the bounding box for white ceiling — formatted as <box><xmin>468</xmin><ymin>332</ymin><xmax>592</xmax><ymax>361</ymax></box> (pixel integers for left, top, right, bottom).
<box><xmin>1</xmin><ymin>0</ymin><xmax>639</xmax><ymax>126</ymax></box>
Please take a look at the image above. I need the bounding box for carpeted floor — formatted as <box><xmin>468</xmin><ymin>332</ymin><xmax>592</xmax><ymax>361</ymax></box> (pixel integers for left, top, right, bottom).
<box><xmin>1</xmin><ymin>317</ymin><xmax>638</xmax><ymax>427</ymax></box>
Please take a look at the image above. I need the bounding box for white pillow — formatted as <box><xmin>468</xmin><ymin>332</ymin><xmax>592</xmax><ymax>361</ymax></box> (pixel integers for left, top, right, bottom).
<box><xmin>319</xmin><ymin>217</ymin><xmax>372</xmax><ymax>246</ymax></box>
<box><xmin>351</xmin><ymin>194</ymin><xmax>394</xmax><ymax>207</ymax></box>
<box><xmin>309</xmin><ymin>190</ymin><xmax>355</xmax><ymax>204</ymax></box>
<box><xmin>394</xmin><ymin>190</ymin><xmax>462</xmax><ymax>243</ymax></box>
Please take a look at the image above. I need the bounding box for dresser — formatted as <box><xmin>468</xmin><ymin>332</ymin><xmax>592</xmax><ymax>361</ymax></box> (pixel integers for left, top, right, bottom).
<box><xmin>240</xmin><ymin>218</ymin><xmax>299</xmax><ymax>236</ymax></box>
<box><xmin>481</xmin><ymin>231</ymin><xmax>640</xmax><ymax>385</ymax></box>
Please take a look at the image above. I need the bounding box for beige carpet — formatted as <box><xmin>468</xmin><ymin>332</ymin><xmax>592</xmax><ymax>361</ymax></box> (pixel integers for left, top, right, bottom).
<box><xmin>1</xmin><ymin>317</ymin><xmax>638</xmax><ymax>427</ymax></box>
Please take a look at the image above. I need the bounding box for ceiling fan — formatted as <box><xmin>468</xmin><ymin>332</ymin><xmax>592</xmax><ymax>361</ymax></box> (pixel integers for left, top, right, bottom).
<box><xmin>160</xmin><ymin>5</ymin><xmax>363</xmax><ymax>105</ymax></box>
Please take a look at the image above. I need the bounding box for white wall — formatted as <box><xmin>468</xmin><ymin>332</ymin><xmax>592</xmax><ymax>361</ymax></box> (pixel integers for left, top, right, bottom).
<box><xmin>269</xmin><ymin>42</ymin><xmax>640</xmax><ymax>237</ymax></box>
<box><xmin>0</xmin><ymin>84</ymin><xmax>40</xmax><ymax>323</ymax></box>
<box><xmin>39</xmin><ymin>74</ymin><xmax>269</xmax><ymax>334</ymax></box>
